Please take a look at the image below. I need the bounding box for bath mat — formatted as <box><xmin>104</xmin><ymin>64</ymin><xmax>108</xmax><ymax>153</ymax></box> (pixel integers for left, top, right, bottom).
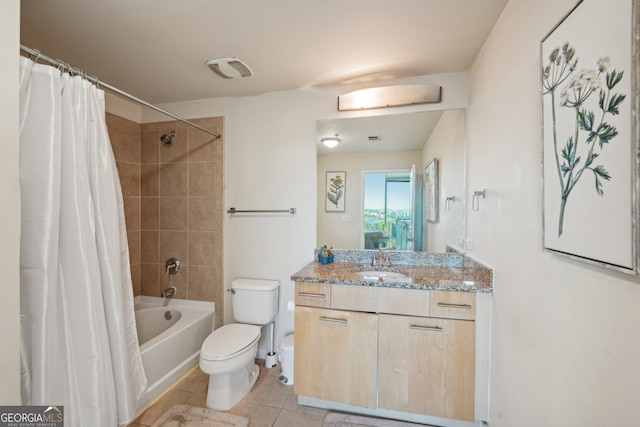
<box><xmin>322</xmin><ymin>412</ymin><xmax>436</xmax><ymax>427</ymax></box>
<box><xmin>150</xmin><ymin>404</ymin><xmax>249</xmax><ymax>427</ymax></box>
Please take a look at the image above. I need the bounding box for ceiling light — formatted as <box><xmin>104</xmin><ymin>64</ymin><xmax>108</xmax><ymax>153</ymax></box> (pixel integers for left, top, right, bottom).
<box><xmin>338</xmin><ymin>84</ymin><xmax>442</xmax><ymax>111</ymax></box>
<box><xmin>206</xmin><ymin>57</ymin><xmax>253</xmax><ymax>79</ymax></box>
<box><xmin>322</xmin><ymin>134</ymin><xmax>340</xmax><ymax>148</ymax></box>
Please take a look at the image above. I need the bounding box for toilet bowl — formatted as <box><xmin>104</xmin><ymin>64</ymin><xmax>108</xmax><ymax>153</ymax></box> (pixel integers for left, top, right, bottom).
<box><xmin>199</xmin><ymin>323</ymin><xmax>262</xmax><ymax>410</ymax></box>
<box><xmin>199</xmin><ymin>278</ymin><xmax>280</xmax><ymax>411</ymax></box>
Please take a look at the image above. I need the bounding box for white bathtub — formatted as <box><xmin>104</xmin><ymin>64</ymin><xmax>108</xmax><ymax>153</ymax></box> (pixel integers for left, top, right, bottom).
<box><xmin>133</xmin><ymin>295</ymin><xmax>215</xmax><ymax>411</ymax></box>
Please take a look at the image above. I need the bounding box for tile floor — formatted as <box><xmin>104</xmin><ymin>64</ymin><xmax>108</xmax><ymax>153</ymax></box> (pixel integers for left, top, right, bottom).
<box><xmin>127</xmin><ymin>360</ymin><xmax>328</xmax><ymax>427</ymax></box>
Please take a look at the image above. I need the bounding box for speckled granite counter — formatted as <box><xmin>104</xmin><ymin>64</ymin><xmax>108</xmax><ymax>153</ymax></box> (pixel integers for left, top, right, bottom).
<box><xmin>290</xmin><ymin>249</ymin><xmax>493</xmax><ymax>293</ymax></box>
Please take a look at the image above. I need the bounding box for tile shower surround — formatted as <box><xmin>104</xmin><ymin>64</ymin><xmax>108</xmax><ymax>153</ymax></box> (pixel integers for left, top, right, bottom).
<box><xmin>107</xmin><ymin>114</ymin><xmax>224</xmax><ymax>327</ymax></box>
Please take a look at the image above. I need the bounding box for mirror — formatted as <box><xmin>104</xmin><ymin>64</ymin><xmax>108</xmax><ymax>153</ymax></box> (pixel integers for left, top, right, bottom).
<box><xmin>317</xmin><ymin>109</ymin><xmax>466</xmax><ymax>253</ymax></box>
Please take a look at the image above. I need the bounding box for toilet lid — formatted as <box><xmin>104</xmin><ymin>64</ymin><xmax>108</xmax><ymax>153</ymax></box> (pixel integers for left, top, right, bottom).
<box><xmin>201</xmin><ymin>323</ymin><xmax>261</xmax><ymax>361</ymax></box>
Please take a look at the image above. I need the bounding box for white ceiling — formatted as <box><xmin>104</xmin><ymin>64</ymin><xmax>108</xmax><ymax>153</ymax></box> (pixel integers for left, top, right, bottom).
<box><xmin>316</xmin><ymin>110</ymin><xmax>446</xmax><ymax>154</ymax></box>
<box><xmin>20</xmin><ymin>0</ymin><xmax>508</xmax><ymax>105</ymax></box>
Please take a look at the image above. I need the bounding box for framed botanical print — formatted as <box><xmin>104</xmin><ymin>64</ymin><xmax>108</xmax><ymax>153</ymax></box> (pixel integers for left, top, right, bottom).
<box><xmin>541</xmin><ymin>0</ymin><xmax>638</xmax><ymax>273</ymax></box>
<box><xmin>325</xmin><ymin>171</ymin><xmax>346</xmax><ymax>212</ymax></box>
<box><xmin>424</xmin><ymin>159</ymin><xmax>438</xmax><ymax>223</ymax></box>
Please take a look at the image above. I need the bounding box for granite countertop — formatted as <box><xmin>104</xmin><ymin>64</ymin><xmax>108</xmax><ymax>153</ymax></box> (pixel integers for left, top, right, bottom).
<box><xmin>291</xmin><ymin>259</ymin><xmax>494</xmax><ymax>293</ymax></box>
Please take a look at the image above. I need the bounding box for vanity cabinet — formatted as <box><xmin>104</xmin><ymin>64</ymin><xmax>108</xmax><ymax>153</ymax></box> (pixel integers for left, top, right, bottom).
<box><xmin>294</xmin><ymin>306</ymin><xmax>378</xmax><ymax>408</ymax></box>
<box><xmin>378</xmin><ymin>314</ymin><xmax>475</xmax><ymax>421</ymax></box>
<box><xmin>294</xmin><ymin>281</ymin><xmax>477</xmax><ymax>422</ymax></box>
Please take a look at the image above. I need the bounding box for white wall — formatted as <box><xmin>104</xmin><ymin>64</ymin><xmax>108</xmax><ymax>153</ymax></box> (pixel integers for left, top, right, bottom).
<box><xmin>1</xmin><ymin>0</ymin><xmax>22</xmax><ymax>405</ymax></box>
<box><xmin>422</xmin><ymin>109</ymin><xmax>466</xmax><ymax>252</ymax></box>
<box><xmin>143</xmin><ymin>72</ymin><xmax>468</xmax><ymax>353</ymax></box>
<box><xmin>467</xmin><ymin>0</ymin><xmax>640</xmax><ymax>426</ymax></box>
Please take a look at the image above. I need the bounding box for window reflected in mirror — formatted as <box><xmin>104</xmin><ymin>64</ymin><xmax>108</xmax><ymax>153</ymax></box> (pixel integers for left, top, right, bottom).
<box><xmin>363</xmin><ymin>170</ymin><xmax>418</xmax><ymax>251</ymax></box>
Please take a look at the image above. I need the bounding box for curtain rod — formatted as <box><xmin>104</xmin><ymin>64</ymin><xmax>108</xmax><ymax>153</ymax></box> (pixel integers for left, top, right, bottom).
<box><xmin>20</xmin><ymin>44</ymin><xmax>221</xmax><ymax>140</ymax></box>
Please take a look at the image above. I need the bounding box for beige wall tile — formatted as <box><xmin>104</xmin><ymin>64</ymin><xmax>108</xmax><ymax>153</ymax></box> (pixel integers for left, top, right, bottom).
<box><xmin>188</xmin><ymin>197</ymin><xmax>216</xmax><ymax>231</ymax></box>
<box><xmin>160</xmin><ymin>130</ymin><xmax>190</xmax><ymax>163</ymax></box>
<box><xmin>140</xmin><ymin>263</ymin><xmax>160</xmax><ymax>297</ymax></box>
<box><xmin>187</xmin><ymin>266</ymin><xmax>217</xmax><ymax>301</ymax></box>
<box><xmin>123</xmin><ymin>196</ymin><xmax>140</xmax><ymax>231</ymax></box>
<box><xmin>141</xmin><ymin>131</ymin><xmax>160</xmax><ymax>164</ymax></box>
<box><xmin>116</xmin><ymin>160</ymin><xmax>140</xmax><ymax>197</ymax></box>
<box><xmin>188</xmin><ymin>130</ymin><xmax>221</xmax><ymax>162</ymax></box>
<box><xmin>165</xmin><ymin>265</ymin><xmax>187</xmax><ymax>297</ymax></box>
<box><xmin>160</xmin><ymin>162</ymin><xmax>188</xmax><ymax>197</ymax></box>
<box><xmin>127</xmin><ymin>229</ymin><xmax>140</xmax><ymax>266</ymax></box>
<box><xmin>159</xmin><ymin>230</ymin><xmax>188</xmax><ymax>265</ymax></box>
<box><xmin>189</xmin><ymin>232</ymin><xmax>216</xmax><ymax>266</ymax></box>
<box><xmin>141</xmin><ymin>197</ymin><xmax>159</xmax><ymax>230</ymax></box>
<box><xmin>141</xmin><ymin>164</ymin><xmax>160</xmax><ymax>196</ymax></box>
<box><xmin>160</xmin><ymin>197</ymin><xmax>188</xmax><ymax>231</ymax></box>
<box><xmin>191</xmin><ymin>116</ymin><xmax>224</xmax><ymax>133</ymax></box>
<box><xmin>189</xmin><ymin>162</ymin><xmax>218</xmax><ymax>196</ymax></box>
<box><xmin>114</xmin><ymin>116</ymin><xmax>224</xmax><ymax>301</ymax></box>
<box><xmin>141</xmin><ymin>230</ymin><xmax>159</xmax><ymax>263</ymax></box>
<box><xmin>107</xmin><ymin>113</ymin><xmax>140</xmax><ymax>164</ymax></box>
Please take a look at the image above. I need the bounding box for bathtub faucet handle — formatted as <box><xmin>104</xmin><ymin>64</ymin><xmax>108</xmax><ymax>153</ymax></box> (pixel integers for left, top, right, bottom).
<box><xmin>165</xmin><ymin>257</ymin><xmax>181</xmax><ymax>276</ymax></box>
<box><xmin>161</xmin><ymin>286</ymin><xmax>177</xmax><ymax>298</ymax></box>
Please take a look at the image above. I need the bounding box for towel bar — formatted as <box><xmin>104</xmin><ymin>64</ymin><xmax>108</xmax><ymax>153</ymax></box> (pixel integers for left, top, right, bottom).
<box><xmin>227</xmin><ymin>207</ymin><xmax>296</xmax><ymax>214</ymax></box>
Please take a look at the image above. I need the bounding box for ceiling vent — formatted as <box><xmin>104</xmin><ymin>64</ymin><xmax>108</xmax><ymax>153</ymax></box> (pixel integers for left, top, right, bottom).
<box><xmin>206</xmin><ymin>58</ymin><xmax>253</xmax><ymax>79</ymax></box>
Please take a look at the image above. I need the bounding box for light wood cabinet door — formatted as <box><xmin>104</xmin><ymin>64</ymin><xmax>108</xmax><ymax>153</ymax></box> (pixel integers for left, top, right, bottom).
<box><xmin>293</xmin><ymin>306</ymin><xmax>378</xmax><ymax>409</ymax></box>
<box><xmin>378</xmin><ymin>314</ymin><xmax>476</xmax><ymax>421</ymax></box>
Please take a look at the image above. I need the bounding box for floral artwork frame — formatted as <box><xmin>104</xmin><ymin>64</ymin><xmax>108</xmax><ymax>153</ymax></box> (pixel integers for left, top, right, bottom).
<box><xmin>424</xmin><ymin>159</ymin><xmax>438</xmax><ymax>224</ymax></box>
<box><xmin>325</xmin><ymin>171</ymin><xmax>346</xmax><ymax>212</ymax></box>
<box><xmin>541</xmin><ymin>0</ymin><xmax>639</xmax><ymax>273</ymax></box>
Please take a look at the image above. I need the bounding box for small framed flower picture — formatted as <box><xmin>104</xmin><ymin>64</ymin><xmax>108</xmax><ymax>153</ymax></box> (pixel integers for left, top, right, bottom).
<box><xmin>325</xmin><ymin>171</ymin><xmax>346</xmax><ymax>212</ymax></box>
<box><xmin>541</xmin><ymin>0</ymin><xmax>638</xmax><ymax>273</ymax></box>
<box><xmin>424</xmin><ymin>159</ymin><xmax>438</xmax><ymax>223</ymax></box>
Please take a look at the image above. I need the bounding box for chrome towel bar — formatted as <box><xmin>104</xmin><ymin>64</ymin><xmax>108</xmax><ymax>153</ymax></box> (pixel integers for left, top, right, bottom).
<box><xmin>227</xmin><ymin>207</ymin><xmax>296</xmax><ymax>214</ymax></box>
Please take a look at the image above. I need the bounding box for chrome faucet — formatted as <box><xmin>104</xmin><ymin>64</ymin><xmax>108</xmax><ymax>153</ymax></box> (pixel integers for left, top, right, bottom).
<box><xmin>165</xmin><ymin>257</ymin><xmax>181</xmax><ymax>278</ymax></box>
<box><xmin>371</xmin><ymin>246</ymin><xmax>396</xmax><ymax>268</ymax></box>
<box><xmin>161</xmin><ymin>286</ymin><xmax>177</xmax><ymax>298</ymax></box>
<box><xmin>372</xmin><ymin>246</ymin><xmax>386</xmax><ymax>267</ymax></box>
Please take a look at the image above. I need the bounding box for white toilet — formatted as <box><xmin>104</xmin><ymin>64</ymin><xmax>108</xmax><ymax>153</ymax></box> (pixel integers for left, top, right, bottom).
<box><xmin>199</xmin><ymin>278</ymin><xmax>280</xmax><ymax>411</ymax></box>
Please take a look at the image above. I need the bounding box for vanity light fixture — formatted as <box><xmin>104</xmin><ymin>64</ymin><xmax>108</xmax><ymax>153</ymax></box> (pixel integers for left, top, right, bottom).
<box><xmin>321</xmin><ymin>134</ymin><xmax>341</xmax><ymax>148</ymax></box>
<box><xmin>206</xmin><ymin>57</ymin><xmax>253</xmax><ymax>79</ymax></box>
<box><xmin>338</xmin><ymin>84</ymin><xmax>442</xmax><ymax>111</ymax></box>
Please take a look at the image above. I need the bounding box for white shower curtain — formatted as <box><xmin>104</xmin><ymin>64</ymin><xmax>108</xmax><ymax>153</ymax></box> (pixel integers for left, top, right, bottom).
<box><xmin>19</xmin><ymin>57</ymin><xmax>147</xmax><ymax>426</ymax></box>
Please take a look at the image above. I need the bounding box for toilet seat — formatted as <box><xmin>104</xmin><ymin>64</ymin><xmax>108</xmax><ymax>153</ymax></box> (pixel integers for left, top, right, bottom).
<box><xmin>201</xmin><ymin>323</ymin><xmax>261</xmax><ymax>362</ymax></box>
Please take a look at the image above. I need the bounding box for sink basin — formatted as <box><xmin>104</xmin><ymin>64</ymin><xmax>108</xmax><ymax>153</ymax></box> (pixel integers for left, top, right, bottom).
<box><xmin>354</xmin><ymin>270</ymin><xmax>411</xmax><ymax>283</ymax></box>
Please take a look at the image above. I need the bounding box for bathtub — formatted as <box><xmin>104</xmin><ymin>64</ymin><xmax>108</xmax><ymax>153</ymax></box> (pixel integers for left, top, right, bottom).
<box><xmin>133</xmin><ymin>295</ymin><xmax>215</xmax><ymax>411</ymax></box>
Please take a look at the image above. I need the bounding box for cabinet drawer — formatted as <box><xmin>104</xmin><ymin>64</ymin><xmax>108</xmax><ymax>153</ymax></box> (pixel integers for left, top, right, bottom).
<box><xmin>331</xmin><ymin>285</ymin><xmax>378</xmax><ymax>312</ymax></box>
<box><xmin>295</xmin><ymin>282</ymin><xmax>331</xmax><ymax>307</ymax></box>
<box><xmin>430</xmin><ymin>291</ymin><xmax>475</xmax><ymax>320</ymax></box>
<box><xmin>375</xmin><ymin>287</ymin><xmax>430</xmax><ymax>317</ymax></box>
<box><xmin>331</xmin><ymin>285</ymin><xmax>430</xmax><ymax>317</ymax></box>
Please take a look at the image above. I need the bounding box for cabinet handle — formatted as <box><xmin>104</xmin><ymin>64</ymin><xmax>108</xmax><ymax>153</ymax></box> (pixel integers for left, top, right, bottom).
<box><xmin>298</xmin><ymin>292</ymin><xmax>326</xmax><ymax>299</ymax></box>
<box><xmin>437</xmin><ymin>302</ymin><xmax>472</xmax><ymax>310</ymax></box>
<box><xmin>410</xmin><ymin>325</ymin><xmax>443</xmax><ymax>332</ymax></box>
<box><xmin>320</xmin><ymin>316</ymin><xmax>347</xmax><ymax>324</ymax></box>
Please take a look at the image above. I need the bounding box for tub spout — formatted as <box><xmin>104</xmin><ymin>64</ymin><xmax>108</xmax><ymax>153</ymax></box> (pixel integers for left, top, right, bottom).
<box><xmin>161</xmin><ymin>286</ymin><xmax>177</xmax><ymax>298</ymax></box>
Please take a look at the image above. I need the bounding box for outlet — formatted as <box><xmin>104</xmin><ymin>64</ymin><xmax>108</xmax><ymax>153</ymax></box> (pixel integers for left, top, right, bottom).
<box><xmin>465</xmin><ymin>239</ymin><xmax>473</xmax><ymax>251</ymax></box>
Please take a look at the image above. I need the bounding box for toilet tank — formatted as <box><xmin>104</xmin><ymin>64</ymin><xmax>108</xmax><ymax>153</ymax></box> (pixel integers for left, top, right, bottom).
<box><xmin>231</xmin><ymin>278</ymin><xmax>280</xmax><ymax>325</ymax></box>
